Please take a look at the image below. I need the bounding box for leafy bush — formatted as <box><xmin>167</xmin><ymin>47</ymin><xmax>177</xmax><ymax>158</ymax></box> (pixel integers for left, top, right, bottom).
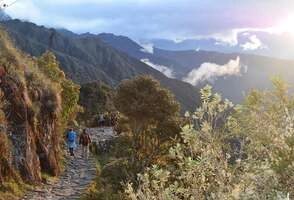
<box><xmin>126</xmin><ymin>81</ymin><xmax>294</xmax><ymax>199</ymax></box>
<box><xmin>235</xmin><ymin>77</ymin><xmax>294</xmax><ymax>199</ymax></box>
<box><xmin>126</xmin><ymin>85</ymin><xmax>237</xmax><ymax>200</ymax></box>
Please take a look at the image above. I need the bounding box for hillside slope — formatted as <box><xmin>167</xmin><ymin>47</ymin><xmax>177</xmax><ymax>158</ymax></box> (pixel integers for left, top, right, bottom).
<box><xmin>98</xmin><ymin>33</ymin><xmax>294</xmax><ymax>102</ymax></box>
<box><xmin>154</xmin><ymin>49</ymin><xmax>294</xmax><ymax>102</ymax></box>
<box><xmin>1</xmin><ymin>20</ymin><xmax>200</xmax><ymax>111</ymax></box>
<box><xmin>0</xmin><ymin>28</ymin><xmax>80</xmax><ymax>198</ymax></box>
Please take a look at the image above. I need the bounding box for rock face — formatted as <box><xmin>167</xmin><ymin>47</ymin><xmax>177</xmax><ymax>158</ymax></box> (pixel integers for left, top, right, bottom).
<box><xmin>0</xmin><ymin>67</ymin><xmax>61</xmax><ymax>183</ymax></box>
<box><xmin>1</xmin><ymin>74</ymin><xmax>42</xmax><ymax>183</ymax></box>
<box><xmin>0</xmin><ymin>29</ymin><xmax>63</xmax><ymax>184</ymax></box>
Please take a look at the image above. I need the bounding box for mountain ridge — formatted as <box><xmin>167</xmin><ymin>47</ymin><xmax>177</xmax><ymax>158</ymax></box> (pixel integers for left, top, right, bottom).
<box><xmin>97</xmin><ymin>32</ymin><xmax>294</xmax><ymax>102</ymax></box>
<box><xmin>1</xmin><ymin>19</ymin><xmax>200</xmax><ymax>111</ymax></box>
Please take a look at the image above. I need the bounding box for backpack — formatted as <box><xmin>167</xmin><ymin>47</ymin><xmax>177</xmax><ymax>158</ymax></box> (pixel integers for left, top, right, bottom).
<box><xmin>67</xmin><ymin>131</ymin><xmax>76</xmax><ymax>142</ymax></box>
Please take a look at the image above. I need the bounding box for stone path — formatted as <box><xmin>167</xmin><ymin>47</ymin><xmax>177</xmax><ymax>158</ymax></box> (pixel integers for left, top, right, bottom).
<box><xmin>21</xmin><ymin>127</ymin><xmax>115</xmax><ymax>200</ymax></box>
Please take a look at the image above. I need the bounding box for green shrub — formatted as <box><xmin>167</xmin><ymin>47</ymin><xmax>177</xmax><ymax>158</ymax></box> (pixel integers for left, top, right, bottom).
<box><xmin>126</xmin><ymin>81</ymin><xmax>294</xmax><ymax>199</ymax></box>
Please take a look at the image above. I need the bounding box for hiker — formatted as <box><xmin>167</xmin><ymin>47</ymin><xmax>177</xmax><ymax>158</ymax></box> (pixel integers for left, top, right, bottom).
<box><xmin>66</xmin><ymin>128</ymin><xmax>77</xmax><ymax>157</ymax></box>
<box><xmin>79</xmin><ymin>129</ymin><xmax>91</xmax><ymax>159</ymax></box>
<box><xmin>98</xmin><ymin>113</ymin><xmax>105</xmax><ymax>127</ymax></box>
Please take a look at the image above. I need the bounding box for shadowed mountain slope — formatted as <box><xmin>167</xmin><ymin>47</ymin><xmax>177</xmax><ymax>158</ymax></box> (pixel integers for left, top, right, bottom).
<box><xmin>1</xmin><ymin>20</ymin><xmax>200</xmax><ymax>111</ymax></box>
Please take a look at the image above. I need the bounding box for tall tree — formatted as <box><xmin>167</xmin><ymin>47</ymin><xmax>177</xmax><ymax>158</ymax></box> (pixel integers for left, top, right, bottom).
<box><xmin>115</xmin><ymin>75</ymin><xmax>181</xmax><ymax>168</ymax></box>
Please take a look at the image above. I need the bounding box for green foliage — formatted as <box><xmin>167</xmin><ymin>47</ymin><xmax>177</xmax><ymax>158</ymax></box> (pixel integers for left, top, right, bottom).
<box><xmin>236</xmin><ymin>77</ymin><xmax>294</xmax><ymax>198</ymax></box>
<box><xmin>0</xmin><ymin>174</ymin><xmax>26</xmax><ymax>200</ymax></box>
<box><xmin>126</xmin><ymin>81</ymin><xmax>294</xmax><ymax>200</ymax></box>
<box><xmin>0</xmin><ymin>180</ymin><xmax>24</xmax><ymax>198</ymax></box>
<box><xmin>115</xmin><ymin>75</ymin><xmax>181</xmax><ymax>169</ymax></box>
<box><xmin>126</xmin><ymin>85</ymin><xmax>237</xmax><ymax>200</ymax></box>
<box><xmin>83</xmin><ymin>76</ymin><xmax>182</xmax><ymax>199</ymax></box>
<box><xmin>115</xmin><ymin>75</ymin><xmax>179</xmax><ymax>125</ymax></box>
<box><xmin>81</xmin><ymin>151</ymin><xmax>128</xmax><ymax>200</ymax></box>
<box><xmin>37</xmin><ymin>52</ymin><xmax>66</xmax><ymax>82</ymax></box>
<box><xmin>60</xmin><ymin>79</ymin><xmax>82</xmax><ymax>123</ymax></box>
<box><xmin>78</xmin><ymin>81</ymin><xmax>115</xmax><ymax>126</ymax></box>
<box><xmin>37</xmin><ymin>51</ymin><xmax>82</xmax><ymax>127</ymax></box>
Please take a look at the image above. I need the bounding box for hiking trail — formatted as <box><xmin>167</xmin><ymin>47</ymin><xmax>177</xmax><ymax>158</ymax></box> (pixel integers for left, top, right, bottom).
<box><xmin>21</xmin><ymin>127</ymin><xmax>115</xmax><ymax>200</ymax></box>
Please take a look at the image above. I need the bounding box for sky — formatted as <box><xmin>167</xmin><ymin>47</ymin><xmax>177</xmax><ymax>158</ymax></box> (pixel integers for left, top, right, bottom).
<box><xmin>3</xmin><ymin>0</ymin><xmax>294</xmax><ymax>43</ymax></box>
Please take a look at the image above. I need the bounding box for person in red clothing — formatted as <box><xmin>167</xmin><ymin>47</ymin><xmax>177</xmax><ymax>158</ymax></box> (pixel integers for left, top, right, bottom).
<box><xmin>79</xmin><ymin>129</ymin><xmax>91</xmax><ymax>159</ymax></box>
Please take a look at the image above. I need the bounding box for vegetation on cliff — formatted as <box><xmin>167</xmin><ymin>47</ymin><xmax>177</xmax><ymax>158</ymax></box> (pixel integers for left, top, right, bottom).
<box><xmin>0</xmin><ymin>28</ymin><xmax>81</xmax><ymax>199</ymax></box>
<box><xmin>0</xmin><ymin>20</ymin><xmax>293</xmax><ymax>200</ymax></box>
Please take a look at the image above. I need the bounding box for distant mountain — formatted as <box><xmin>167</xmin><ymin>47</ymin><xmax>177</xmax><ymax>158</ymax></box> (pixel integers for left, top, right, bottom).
<box><xmin>1</xmin><ymin>19</ymin><xmax>200</xmax><ymax>111</ymax></box>
<box><xmin>98</xmin><ymin>33</ymin><xmax>186</xmax><ymax>78</ymax></box>
<box><xmin>146</xmin><ymin>31</ymin><xmax>294</xmax><ymax>61</ymax></box>
<box><xmin>56</xmin><ymin>28</ymin><xmax>77</xmax><ymax>38</ymax></box>
<box><xmin>97</xmin><ymin>33</ymin><xmax>294</xmax><ymax>102</ymax></box>
<box><xmin>0</xmin><ymin>10</ymin><xmax>11</xmax><ymax>21</ymax></box>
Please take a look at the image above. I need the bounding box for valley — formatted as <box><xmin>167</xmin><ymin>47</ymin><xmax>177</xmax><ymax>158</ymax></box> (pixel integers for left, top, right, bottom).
<box><xmin>0</xmin><ymin>2</ymin><xmax>294</xmax><ymax>199</ymax></box>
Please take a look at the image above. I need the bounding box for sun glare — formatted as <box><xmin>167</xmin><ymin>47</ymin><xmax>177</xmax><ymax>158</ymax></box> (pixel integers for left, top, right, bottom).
<box><xmin>272</xmin><ymin>14</ymin><xmax>294</xmax><ymax>34</ymax></box>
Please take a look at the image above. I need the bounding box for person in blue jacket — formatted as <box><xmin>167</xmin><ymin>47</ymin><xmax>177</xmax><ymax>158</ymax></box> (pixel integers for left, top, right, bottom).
<box><xmin>66</xmin><ymin>128</ymin><xmax>77</xmax><ymax>157</ymax></box>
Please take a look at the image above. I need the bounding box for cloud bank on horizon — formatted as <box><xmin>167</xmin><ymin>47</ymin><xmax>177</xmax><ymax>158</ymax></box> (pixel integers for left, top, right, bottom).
<box><xmin>4</xmin><ymin>0</ymin><xmax>294</xmax><ymax>46</ymax></box>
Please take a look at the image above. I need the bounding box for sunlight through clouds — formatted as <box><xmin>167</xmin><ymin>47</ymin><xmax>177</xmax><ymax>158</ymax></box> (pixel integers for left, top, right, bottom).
<box><xmin>3</xmin><ymin>0</ymin><xmax>294</xmax><ymax>49</ymax></box>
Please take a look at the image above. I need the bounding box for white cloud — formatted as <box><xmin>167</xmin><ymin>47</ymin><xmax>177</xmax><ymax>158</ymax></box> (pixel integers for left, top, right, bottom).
<box><xmin>5</xmin><ymin>0</ymin><xmax>41</xmax><ymax>22</ymax></box>
<box><xmin>139</xmin><ymin>43</ymin><xmax>154</xmax><ymax>54</ymax></box>
<box><xmin>189</xmin><ymin>24</ymin><xmax>292</xmax><ymax>47</ymax></box>
<box><xmin>204</xmin><ymin>15</ymin><xmax>294</xmax><ymax>47</ymax></box>
<box><xmin>183</xmin><ymin>57</ymin><xmax>244</xmax><ymax>85</ymax></box>
<box><xmin>141</xmin><ymin>58</ymin><xmax>174</xmax><ymax>78</ymax></box>
<box><xmin>173</xmin><ymin>38</ymin><xmax>184</xmax><ymax>43</ymax></box>
<box><xmin>4</xmin><ymin>0</ymin><xmax>294</xmax><ymax>48</ymax></box>
<box><xmin>169</xmin><ymin>28</ymin><xmax>261</xmax><ymax>47</ymax></box>
<box><xmin>208</xmin><ymin>28</ymin><xmax>269</xmax><ymax>46</ymax></box>
<box><xmin>210</xmin><ymin>29</ymin><xmax>241</xmax><ymax>46</ymax></box>
<box><xmin>241</xmin><ymin>35</ymin><xmax>265</xmax><ymax>50</ymax></box>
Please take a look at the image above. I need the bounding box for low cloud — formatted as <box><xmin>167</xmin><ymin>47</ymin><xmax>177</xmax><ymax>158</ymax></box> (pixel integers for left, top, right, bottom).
<box><xmin>140</xmin><ymin>43</ymin><xmax>154</xmax><ymax>54</ymax></box>
<box><xmin>168</xmin><ymin>28</ymin><xmax>263</xmax><ymax>47</ymax></box>
<box><xmin>241</xmin><ymin>35</ymin><xmax>265</xmax><ymax>50</ymax></box>
<box><xmin>141</xmin><ymin>59</ymin><xmax>174</xmax><ymax>78</ymax></box>
<box><xmin>183</xmin><ymin>57</ymin><xmax>244</xmax><ymax>85</ymax></box>
<box><xmin>6</xmin><ymin>0</ymin><xmax>293</xmax><ymax>41</ymax></box>
<box><xmin>173</xmin><ymin>38</ymin><xmax>185</xmax><ymax>43</ymax></box>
